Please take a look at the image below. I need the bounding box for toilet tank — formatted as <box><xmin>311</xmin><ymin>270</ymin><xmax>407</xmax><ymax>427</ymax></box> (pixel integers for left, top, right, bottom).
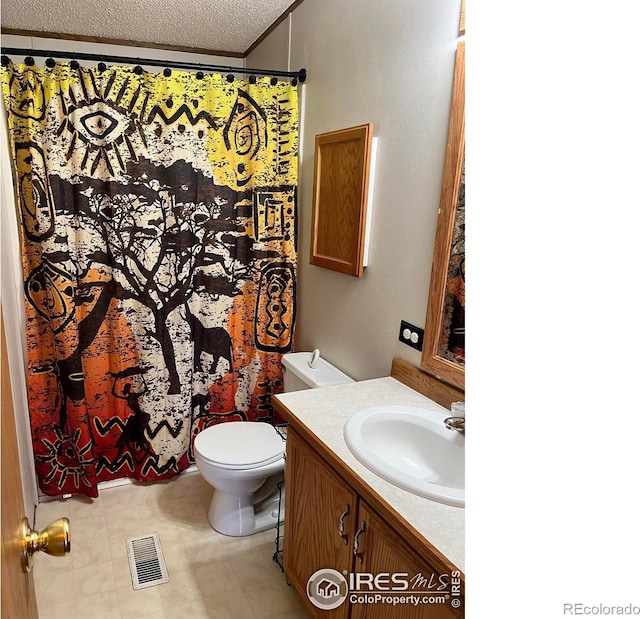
<box><xmin>282</xmin><ymin>352</ymin><xmax>354</xmax><ymax>392</ymax></box>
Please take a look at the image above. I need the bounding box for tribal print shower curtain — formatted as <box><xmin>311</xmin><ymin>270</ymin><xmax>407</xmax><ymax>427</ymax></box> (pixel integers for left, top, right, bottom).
<box><xmin>1</xmin><ymin>60</ymin><xmax>298</xmax><ymax>497</ymax></box>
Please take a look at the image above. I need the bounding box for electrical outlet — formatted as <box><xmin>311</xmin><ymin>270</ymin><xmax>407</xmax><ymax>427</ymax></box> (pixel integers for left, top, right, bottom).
<box><xmin>398</xmin><ymin>320</ymin><xmax>424</xmax><ymax>351</ymax></box>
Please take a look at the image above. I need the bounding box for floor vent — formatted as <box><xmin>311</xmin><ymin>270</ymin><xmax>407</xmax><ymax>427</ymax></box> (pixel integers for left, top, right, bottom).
<box><xmin>125</xmin><ymin>532</ymin><xmax>169</xmax><ymax>590</ymax></box>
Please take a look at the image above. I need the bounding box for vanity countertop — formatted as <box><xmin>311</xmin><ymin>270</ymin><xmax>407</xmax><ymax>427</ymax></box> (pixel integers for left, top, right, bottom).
<box><xmin>272</xmin><ymin>376</ymin><xmax>465</xmax><ymax>572</ymax></box>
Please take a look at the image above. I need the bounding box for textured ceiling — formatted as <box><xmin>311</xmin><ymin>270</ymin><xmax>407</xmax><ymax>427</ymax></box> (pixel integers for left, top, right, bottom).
<box><xmin>1</xmin><ymin>0</ymin><xmax>298</xmax><ymax>55</ymax></box>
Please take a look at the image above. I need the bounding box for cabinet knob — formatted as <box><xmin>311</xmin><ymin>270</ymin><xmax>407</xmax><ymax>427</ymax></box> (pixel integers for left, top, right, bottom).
<box><xmin>338</xmin><ymin>504</ymin><xmax>350</xmax><ymax>544</ymax></box>
<box><xmin>353</xmin><ymin>521</ymin><xmax>366</xmax><ymax>562</ymax></box>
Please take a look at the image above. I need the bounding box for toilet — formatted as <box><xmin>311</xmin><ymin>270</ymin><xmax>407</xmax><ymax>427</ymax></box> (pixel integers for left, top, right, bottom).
<box><xmin>194</xmin><ymin>350</ymin><xmax>354</xmax><ymax>536</ymax></box>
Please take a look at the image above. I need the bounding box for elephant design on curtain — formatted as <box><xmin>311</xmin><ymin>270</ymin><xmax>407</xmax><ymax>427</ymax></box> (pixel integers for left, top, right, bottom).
<box><xmin>1</xmin><ymin>60</ymin><xmax>298</xmax><ymax>497</ymax></box>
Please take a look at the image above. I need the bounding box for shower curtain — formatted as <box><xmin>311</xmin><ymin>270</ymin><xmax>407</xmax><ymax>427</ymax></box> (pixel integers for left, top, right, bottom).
<box><xmin>1</xmin><ymin>60</ymin><xmax>298</xmax><ymax>497</ymax></box>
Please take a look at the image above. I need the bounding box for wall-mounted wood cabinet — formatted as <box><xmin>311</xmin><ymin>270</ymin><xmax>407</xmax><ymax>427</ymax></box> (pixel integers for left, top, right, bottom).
<box><xmin>310</xmin><ymin>123</ymin><xmax>374</xmax><ymax>278</ymax></box>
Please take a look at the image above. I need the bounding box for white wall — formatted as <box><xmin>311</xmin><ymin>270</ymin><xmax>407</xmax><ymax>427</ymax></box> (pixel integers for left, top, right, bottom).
<box><xmin>248</xmin><ymin>0</ymin><xmax>462</xmax><ymax>380</ymax></box>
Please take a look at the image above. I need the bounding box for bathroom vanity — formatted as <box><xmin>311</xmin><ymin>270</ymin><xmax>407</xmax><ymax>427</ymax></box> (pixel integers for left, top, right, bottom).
<box><xmin>273</xmin><ymin>374</ymin><xmax>465</xmax><ymax>618</ymax></box>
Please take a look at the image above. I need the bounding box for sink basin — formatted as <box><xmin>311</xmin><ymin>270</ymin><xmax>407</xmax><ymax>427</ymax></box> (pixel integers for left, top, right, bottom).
<box><xmin>343</xmin><ymin>405</ymin><xmax>464</xmax><ymax>507</ymax></box>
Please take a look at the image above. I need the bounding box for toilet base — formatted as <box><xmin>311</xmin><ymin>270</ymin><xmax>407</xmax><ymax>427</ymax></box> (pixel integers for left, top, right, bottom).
<box><xmin>207</xmin><ymin>482</ymin><xmax>283</xmax><ymax>537</ymax></box>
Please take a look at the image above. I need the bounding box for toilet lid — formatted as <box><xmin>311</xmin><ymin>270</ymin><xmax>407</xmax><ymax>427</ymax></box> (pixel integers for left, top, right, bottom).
<box><xmin>194</xmin><ymin>422</ymin><xmax>285</xmax><ymax>469</ymax></box>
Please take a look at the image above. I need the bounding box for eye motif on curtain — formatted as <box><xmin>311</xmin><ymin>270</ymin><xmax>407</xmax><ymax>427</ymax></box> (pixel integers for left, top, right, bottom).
<box><xmin>1</xmin><ymin>61</ymin><xmax>299</xmax><ymax>497</ymax></box>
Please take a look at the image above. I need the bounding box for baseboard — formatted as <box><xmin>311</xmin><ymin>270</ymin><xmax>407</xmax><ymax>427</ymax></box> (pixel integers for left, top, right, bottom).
<box><xmin>37</xmin><ymin>464</ymin><xmax>199</xmax><ymax>503</ymax></box>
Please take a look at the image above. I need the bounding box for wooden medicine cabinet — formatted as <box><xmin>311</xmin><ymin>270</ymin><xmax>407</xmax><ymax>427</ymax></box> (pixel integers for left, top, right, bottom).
<box><xmin>310</xmin><ymin>123</ymin><xmax>374</xmax><ymax>277</ymax></box>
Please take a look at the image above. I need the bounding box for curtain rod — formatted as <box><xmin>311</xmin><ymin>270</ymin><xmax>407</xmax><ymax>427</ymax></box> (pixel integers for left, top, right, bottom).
<box><xmin>0</xmin><ymin>47</ymin><xmax>307</xmax><ymax>83</ymax></box>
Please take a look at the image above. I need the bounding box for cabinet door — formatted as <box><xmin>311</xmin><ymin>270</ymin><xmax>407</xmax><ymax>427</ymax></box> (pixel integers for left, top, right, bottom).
<box><xmin>284</xmin><ymin>428</ymin><xmax>357</xmax><ymax>618</ymax></box>
<box><xmin>351</xmin><ymin>502</ymin><xmax>463</xmax><ymax>619</ymax></box>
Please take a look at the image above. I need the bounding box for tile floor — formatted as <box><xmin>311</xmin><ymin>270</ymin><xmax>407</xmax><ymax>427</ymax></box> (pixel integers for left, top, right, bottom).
<box><xmin>33</xmin><ymin>471</ymin><xmax>309</xmax><ymax>618</ymax></box>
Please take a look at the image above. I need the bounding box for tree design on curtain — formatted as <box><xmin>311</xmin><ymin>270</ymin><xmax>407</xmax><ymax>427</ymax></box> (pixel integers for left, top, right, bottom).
<box><xmin>1</xmin><ymin>61</ymin><xmax>298</xmax><ymax>497</ymax></box>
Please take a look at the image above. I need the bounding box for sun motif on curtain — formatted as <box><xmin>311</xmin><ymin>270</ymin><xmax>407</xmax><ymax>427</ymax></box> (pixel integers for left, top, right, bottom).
<box><xmin>1</xmin><ymin>61</ymin><xmax>298</xmax><ymax>497</ymax></box>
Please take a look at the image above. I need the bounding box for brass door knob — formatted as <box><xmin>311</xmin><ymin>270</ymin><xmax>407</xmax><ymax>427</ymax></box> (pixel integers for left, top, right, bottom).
<box><xmin>21</xmin><ymin>517</ymin><xmax>70</xmax><ymax>572</ymax></box>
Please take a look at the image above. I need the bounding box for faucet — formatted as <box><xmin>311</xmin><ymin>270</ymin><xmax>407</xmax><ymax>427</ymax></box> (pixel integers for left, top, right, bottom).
<box><xmin>444</xmin><ymin>416</ymin><xmax>465</xmax><ymax>434</ymax></box>
<box><xmin>444</xmin><ymin>401</ymin><xmax>465</xmax><ymax>435</ymax></box>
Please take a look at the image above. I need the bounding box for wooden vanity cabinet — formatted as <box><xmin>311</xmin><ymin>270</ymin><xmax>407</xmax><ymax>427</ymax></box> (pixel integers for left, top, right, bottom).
<box><xmin>283</xmin><ymin>428</ymin><xmax>463</xmax><ymax>619</ymax></box>
<box><xmin>351</xmin><ymin>502</ymin><xmax>460</xmax><ymax>619</ymax></box>
<box><xmin>284</xmin><ymin>427</ymin><xmax>356</xmax><ymax>619</ymax></box>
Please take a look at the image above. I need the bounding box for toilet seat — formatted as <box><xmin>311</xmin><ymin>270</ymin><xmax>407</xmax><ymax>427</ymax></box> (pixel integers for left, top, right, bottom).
<box><xmin>194</xmin><ymin>421</ymin><xmax>285</xmax><ymax>470</ymax></box>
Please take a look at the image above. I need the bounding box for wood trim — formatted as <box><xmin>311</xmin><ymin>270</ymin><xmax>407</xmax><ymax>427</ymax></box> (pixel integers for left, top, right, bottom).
<box><xmin>310</xmin><ymin>123</ymin><xmax>373</xmax><ymax>277</ymax></box>
<box><xmin>459</xmin><ymin>0</ymin><xmax>465</xmax><ymax>34</ymax></box>
<box><xmin>0</xmin><ymin>28</ymin><xmax>244</xmax><ymax>59</ymax></box>
<box><xmin>391</xmin><ymin>357</ymin><xmax>464</xmax><ymax>409</ymax></box>
<box><xmin>421</xmin><ymin>40</ymin><xmax>465</xmax><ymax>390</ymax></box>
<box><xmin>2</xmin><ymin>310</ymin><xmax>39</xmax><ymax>619</ymax></box>
<box><xmin>273</xmin><ymin>398</ymin><xmax>464</xmax><ymax>581</ymax></box>
<box><xmin>244</xmin><ymin>0</ymin><xmax>306</xmax><ymax>56</ymax></box>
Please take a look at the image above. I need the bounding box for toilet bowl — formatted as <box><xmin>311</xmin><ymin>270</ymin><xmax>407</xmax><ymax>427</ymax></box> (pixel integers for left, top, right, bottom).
<box><xmin>194</xmin><ymin>421</ymin><xmax>285</xmax><ymax>536</ymax></box>
<box><xmin>194</xmin><ymin>350</ymin><xmax>353</xmax><ymax>536</ymax></box>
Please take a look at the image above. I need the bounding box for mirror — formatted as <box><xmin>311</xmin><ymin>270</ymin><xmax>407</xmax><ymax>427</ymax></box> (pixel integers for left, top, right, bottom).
<box><xmin>421</xmin><ymin>40</ymin><xmax>465</xmax><ymax>391</ymax></box>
